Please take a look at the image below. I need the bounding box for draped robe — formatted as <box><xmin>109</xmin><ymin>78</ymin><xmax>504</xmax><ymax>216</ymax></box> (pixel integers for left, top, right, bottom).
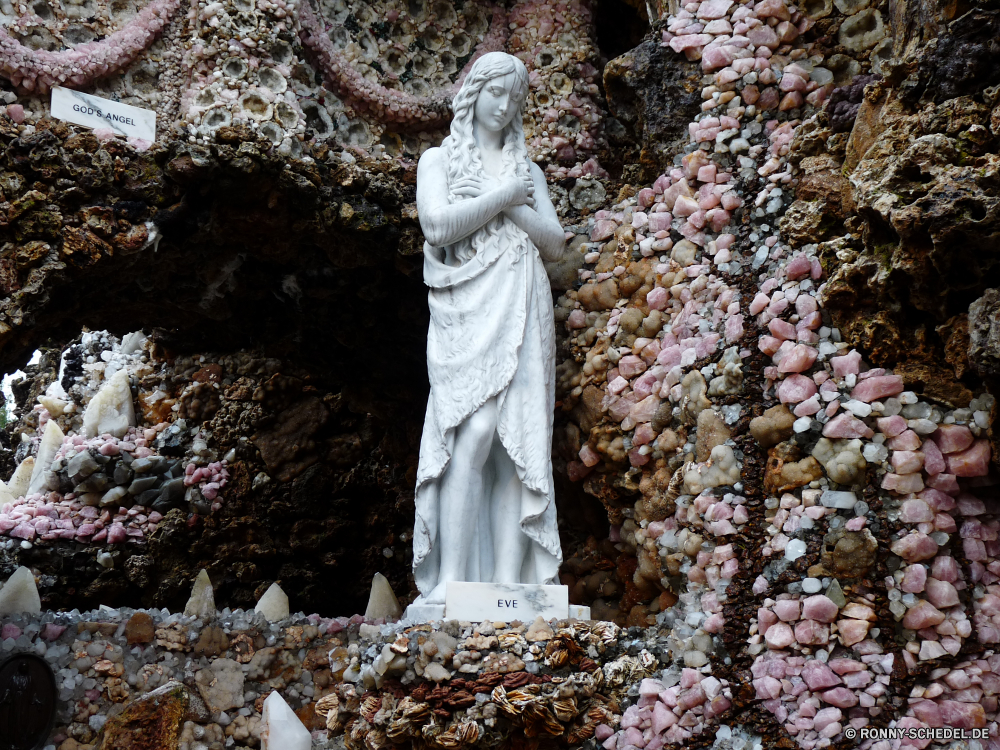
<box><xmin>412</xmin><ymin>209</ymin><xmax>563</xmax><ymax>596</ymax></box>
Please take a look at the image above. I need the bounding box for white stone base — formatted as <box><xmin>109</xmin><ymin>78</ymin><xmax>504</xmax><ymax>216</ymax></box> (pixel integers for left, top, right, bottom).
<box><xmin>569</xmin><ymin>605</ymin><xmax>592</xmax><ymax>620</ymax></box>
<box><xmin>403</xmin><ymin>603</ymin><xmax>445</xmax><ymax>622</ymax></box>
<box><xmin>404</xmin><ymin>585</ymin><xmax>592</xmax><ymax>623</ymax></box>
<box><xmin>446</xmin><ymin>582</ymin><xmax>569</xmax><ymax>621</ymax></box>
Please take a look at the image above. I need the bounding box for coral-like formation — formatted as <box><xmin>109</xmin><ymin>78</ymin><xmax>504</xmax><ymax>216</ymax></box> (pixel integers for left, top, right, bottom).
<box><xmin>0</xmin><ymin>0</ymin><xmax>179</xmax><ymax>94</ymax></box>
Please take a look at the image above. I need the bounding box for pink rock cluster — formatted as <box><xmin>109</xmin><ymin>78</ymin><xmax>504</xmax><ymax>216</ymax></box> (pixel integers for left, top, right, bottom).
<box><xmin>756</xmin><ymin>593</ymin><xmax>875</xmax><ymax>652</ymax></box>
<box><xmin>752</xmin><ymin>650</ymin><xmax>896</xmax><ymax>747</ymax></box>
<box><xmin>0</xmin><ymin>0</ymin><xmax>180</xmax><ymax>94</ymax></box>
<box><xmin>600</xmin><ymin>672</ymin><xmax>733</xmax><ymax>749</ymax></box>
<box><xmin>903</xmin><ymin>655</ymin><xmax>994</xmax><ymax>735</ymax></box>
<box><xmin>0</xmin><ymin>425</ymin><xmax>229</xmax><ymax>545</ymax></box>
<box><xmin>0</xmin><ymin>494</ymin><xmax>163</xmax><ymax>545</ymax></box>
<box><xmin>184</xmin><ymin>460</ymin><xmax>230</xmax><ymax>505</ymax></box>
<box><xmin>757</xmin><ymin>490</ymin><xmax>831</xmax><ymax>557</ymax></box>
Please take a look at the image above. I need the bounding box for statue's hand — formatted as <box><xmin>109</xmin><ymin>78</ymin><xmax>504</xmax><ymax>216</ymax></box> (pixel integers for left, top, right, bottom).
<box><xmin>451</xmin><ymin>175</ymin><xmax>493</xmax><ymax>199</ymax></box>
<box><xmin>500</xmin><ymin>174</ymin><xmax>533</xmax><ymax>208</ymax></box>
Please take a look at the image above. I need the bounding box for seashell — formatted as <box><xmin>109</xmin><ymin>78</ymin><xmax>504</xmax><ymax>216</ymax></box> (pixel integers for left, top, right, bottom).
<box><xmin>497</xmin><ymin>632</ymin><xmax>524</xmax><ymax>649</ymax></box>
<box><xmin>535</xmin><ymin>47</ymin><xmax>558</xmax><ymax>67</ymax></box>
<box><xmin>230</xmin><ymin>633</ymin><xmax>255</xmax><ymax>663</ymax></box>
<box><xmin>587</xmin><ymin>702</ymin><xmax>615</xmax><ymax>725</ymax></box>
<box><xmin>545</xmin><ymin>649</ymin><xmax>569</xmax><ymax>668</ymax></box>
<box><xmin>664</xmin><ymin>462</ymin><xmax>690</xmax><ymax>505</ymax></box>
<box><xmin>431</xmin><ymin>721</ymin><xmax>481</xmax><ymax>748</ymax></box>
<box><xmin>360</xmin><ymin>693</ymin><xmax>383</xmax><ymax>723</ymax></box>
<box><xmin>384</xmin><ymin>48</ymin><xmax>409</xmax><ymax>76</ymax></box>
<box><xmin>354</xmin><ymin>3</ymin><xmax>377</xmax><ymax>25</ymax></box>
<box><xmin>315</xmin><ymin>692</ymin><xmax>340</xmax><ymax>719</ymax></box>
<box><xmin>366</xmin><ymin>727</ymin><xmax>391</xmax><ymax>750</ymax></box>
<box><xmin>399</xmin><ymin>697</ymin><xmax>431</xmax><ymax>723</ymax></box>
<box><xmin>449</xmin><ymin>30</ymin><xmax>471</xmax><ymax>57</ymax></box>
<box><xmin>567</xmin><ymin>721</ymin><xmax>598</xmax><ymax>744</ymax></box>
<box><xmin>390</xmin><ymin>635</ymin><xmax>410</xmax><ymax>654</ymax></box>
<box><xmin>522</xmin><ymin>702</ymin><xmax>564</xmax><ymax>737</ymax></box>
<box><xmin>348</xmin><ymin>718</ymin><xmax>371</xmax><ymax>744</ymax></box>
<box><xmin>429</xmin><ymin>0</ymin><xmax>457</xmax><ymax>25</ymax></box>
<box><xmin>239</xmin><ymin>89</ymin><xmax>272</xmax><ymax>121</ymax></box>
<box><xmin>491</xmin><ymin>685</ymin><xmax>509</xmax><ymax>710</ymax></box>
<box><xmin>590</xmin><ymin>620</ymin><xmax>620</xmax><ymax>645</ymax></box>
<box><xmin>552</xmin><ymin>697</ymin><xmax>578</xmax><ymax>722</ymax></box>
<box><xmin>420</xmin><ymin>26</ymin><xmax>443</xmax><ymax>51</ymax></box>
<box><xmin>638</xmin><ymin>648</ymin><xmax>657</xmax><ymax>671</ymax></box>
<box><xmin>222</xmin><ymin>56</ymin><xmax>248</xmax><ymax>79</ymax></box>
<box><xmin>259</xmin><ymin>121</ymin><xmax>283</xmax><ymax>145</ymax></box>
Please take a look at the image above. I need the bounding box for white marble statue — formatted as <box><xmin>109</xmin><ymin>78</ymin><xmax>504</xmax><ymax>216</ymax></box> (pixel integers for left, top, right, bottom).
<box><xmin>412</xmin><ymin>51</ymin><xmax>565</xmax><ymax>605</ymax></box>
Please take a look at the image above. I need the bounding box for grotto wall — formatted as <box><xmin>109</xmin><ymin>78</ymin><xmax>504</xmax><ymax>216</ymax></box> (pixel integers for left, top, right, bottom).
<box><xmin>0</xmin><ymin>0</ymin><xmax>999</xmax><ymax>747</ymax></box>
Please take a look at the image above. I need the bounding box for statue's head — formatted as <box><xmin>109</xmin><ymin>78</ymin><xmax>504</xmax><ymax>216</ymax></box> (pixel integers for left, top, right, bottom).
<box><xmin>451</xmin><ymin>52</ymin><xmax>529</xmax><ymax>141</ymax></box>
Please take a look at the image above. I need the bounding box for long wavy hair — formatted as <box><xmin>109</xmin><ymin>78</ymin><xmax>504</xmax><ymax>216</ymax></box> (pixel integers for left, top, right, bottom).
<box><xmin>441</xmin><ymin>52</ymin><xmax>532</xmax><ymax>264</ymax></box>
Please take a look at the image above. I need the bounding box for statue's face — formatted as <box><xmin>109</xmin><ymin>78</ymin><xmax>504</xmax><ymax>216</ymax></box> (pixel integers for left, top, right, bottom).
<box><xmin>473</xmin><ymin>71</ymin><xmax>519</xmax><ymax>134</ymax></box>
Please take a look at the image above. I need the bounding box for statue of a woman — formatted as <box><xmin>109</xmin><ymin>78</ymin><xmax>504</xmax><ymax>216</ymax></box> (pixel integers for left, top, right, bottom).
<box><xmin>412</xmin><ymin>51</ymin><xmax>565</xmax><ymax>605</ymax></box>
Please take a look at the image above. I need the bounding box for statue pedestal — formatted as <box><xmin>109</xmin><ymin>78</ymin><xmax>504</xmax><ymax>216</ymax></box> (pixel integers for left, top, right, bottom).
<box><xmin>403</xmin><ymin>582</ymin><xmax>590</xmax><ymax>622</ymax></box>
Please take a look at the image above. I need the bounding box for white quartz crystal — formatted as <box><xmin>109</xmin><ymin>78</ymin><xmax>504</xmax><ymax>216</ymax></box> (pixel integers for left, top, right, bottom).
<box><xmin>261</xmin><ymin>690</ymin><xmax>311</xmax><ymax>750</ymax></box>
<box><xmin>27</xmin><ymin>420</ymin><xmax>65</xmax><ymax>495</ymax></box>
<box><xmin>184</xmin><ymin>569</ymin><xmax>216</xmax><ymax>620</ymax></box>
<box><xmin>364</xmin><ymin>573</ymin><xmax>402</xmax><ymax>621</ymax></box>
<box><xmin>785</xmin><ymin>539</ymin><xmax>807</xmax><ymax>561</ymax></box>
<box><xmin>6</xmin><ymin>456</ymin><xmax>34</xmax><ymax>500</ymax></box>
<box><xmin>255</xmin><ymin>582</ymin><xmax>289</xmax><ymax>622</ymax></box>
<box><xmin>0</xmin><ymin>566</ymin><xmax>41</xmax><ymax>615</ymax></box>
<box><xmin>82</xmin><ymin>368</ymin><xmax>136</xmax><ymax>438</ymax></box>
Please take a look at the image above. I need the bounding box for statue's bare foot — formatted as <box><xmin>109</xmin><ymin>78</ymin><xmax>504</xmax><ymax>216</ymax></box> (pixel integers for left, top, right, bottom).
<box><xmin>418</xmin><ymin>581</ymin><xmax>449</xmax><ymax>605</ymax></box>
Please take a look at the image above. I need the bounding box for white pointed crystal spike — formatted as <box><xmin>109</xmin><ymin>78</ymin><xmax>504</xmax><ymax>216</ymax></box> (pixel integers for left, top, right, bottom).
<box><xmin>6</xmin><ymin>457</ymin><xmax>34</xmax><ymax>500</ymax></box>
<box><xmin>0</xmin><ymin>566</ymin><xmax>41</xmax><ymax>615</ymax></box>
<box><xmin>261</xmin><ymin>690</ymin><xmax>311</xmax><ymax>750</ymax></box>
<box><xmin>183</xmin><ymin>569</ymin><xmax>216</xmax><ymax>620</ymax></box>
<box><xmin>27</xmin><ymin>420</ymin><xmax>64</xmax><ymax>495</ymax></box>
<box><xmin>255</xmin><ymin>582</ymin><xmax>289</xmax><ymax>623</ymax></box>
<box><xmin>364</xmin><ymin>572</ymin><xmax>402</xmax><ymax>621</ymax></box>
<box><xmin>82</xmin><ymin>368</ymin><xmax>136</xmax><ymax>438</ymax></box>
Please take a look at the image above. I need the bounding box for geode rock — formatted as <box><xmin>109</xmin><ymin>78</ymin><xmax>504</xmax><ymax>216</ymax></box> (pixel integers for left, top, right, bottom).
<box><xmin>969</xmin><ymin>288</ymin><xmax>1000</xmax><ymax>378</ymax></box>
<box><xmin>602</xmin><ymin>37</ymin><xmax>703</xmax><ymax>182</ymax></box>
<box><xmin>97</xmin><ymin>681</ymin><xmax>189</xmax><ymax>750</ymax></box>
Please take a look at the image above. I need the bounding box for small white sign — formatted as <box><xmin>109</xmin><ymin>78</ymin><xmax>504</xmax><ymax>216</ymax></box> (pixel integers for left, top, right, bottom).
<box><xmin>445</xmin><ymin>582</ymin><xmax>570</xmax><ymax>622</ymax></box>
<box><xmin>50</xmin><ymin>86</ymin><xmax>156</xmax><ymax>142</ymax></box>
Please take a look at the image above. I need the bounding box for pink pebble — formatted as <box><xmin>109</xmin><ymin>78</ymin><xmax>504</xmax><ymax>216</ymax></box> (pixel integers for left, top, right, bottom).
<box><xmin>822</xmin><ymin>413</ymin><xmax>874</xmax><ymax>439</ymax></box>
<box><xmin>777</xmin><ymin>374</ymin><xmax>817</xmax><ymax>404</ymax></box>
<box><xmin>774</xmin><ymin>599</ymin><xmax>800</xmax><ymax>621</ymax></box>
<box><xmin>801</xmin><ymin>595</ymin><xmax>839</xmax><ymax>623</ymax></box>
<box><xmin>765</xmin><ymin>622</ymin><xmax>795</xmax><ymax>649</ymax></box>
<box><xmin>925</xmin><ymin>578</ymin><xmax>960</xmax><ymax>608</ymax></box>
<box><xmin>777</xmin><ymin>344</ymin><xmax>818</xmax><ymax>373</ymax></box>
<box><xmin>945</xmin><ymin>439</ymin><xmax>991</xmax><ymax>477</ymax></box>
<box><xmin>902</xmin><ymin>600</ymin><xmax>946</xmax><ymax>629</ymax></box>
<box><xmin>891</xmin><ymin>532</ymin><xmax>939</xmax><ymax>562</ymax></box>
<box><xmin>849</xmin><ymin>375</ymin><xmax>904</xmax><ymax>403</ymax></box>
<box><xmin>932</xmin><ymin>424</ymin><xmax>974</xmax><ymax>454</ymax></box>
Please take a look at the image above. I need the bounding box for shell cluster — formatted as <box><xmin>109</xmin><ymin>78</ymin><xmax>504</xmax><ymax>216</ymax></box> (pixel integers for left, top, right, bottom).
<box><xmin>323</xmin><ymin>616</ymin><xmax>644</xmax><ymax>748</ymax></box>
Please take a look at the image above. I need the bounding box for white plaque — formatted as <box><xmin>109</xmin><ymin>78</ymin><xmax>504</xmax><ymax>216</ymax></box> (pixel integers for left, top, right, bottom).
<box><xmin>50</xmin><ymin>86</ymin><xmax>156</xmax><ymax>142</ymax></box>
<box><xmin>445</xmin><ymin>582</ymin><xmax>569</xmax><ymax>622</ymax></box>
